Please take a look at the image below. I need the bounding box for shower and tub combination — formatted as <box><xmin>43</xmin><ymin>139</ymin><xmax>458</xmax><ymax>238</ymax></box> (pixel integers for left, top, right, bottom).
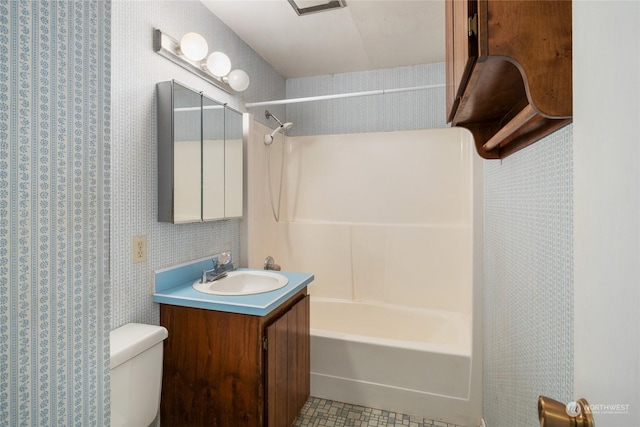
<box><xmin>247</xmin><ymin>120</ymin><xmax>482</xmax><ymax>426</ymax></box>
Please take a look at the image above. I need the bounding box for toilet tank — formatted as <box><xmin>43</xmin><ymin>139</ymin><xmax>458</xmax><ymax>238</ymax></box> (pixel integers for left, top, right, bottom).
<box><xmin>110</xmin><ymin>323</ymin><xmax>168</xmax><ymax>427</ymax></box>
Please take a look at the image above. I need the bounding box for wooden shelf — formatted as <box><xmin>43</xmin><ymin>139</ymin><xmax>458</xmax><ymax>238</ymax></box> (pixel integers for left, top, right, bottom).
<box><xmin>446</xmin><ymin>0</ymin><xmax>572</xmax><ymax>159</ymax></box>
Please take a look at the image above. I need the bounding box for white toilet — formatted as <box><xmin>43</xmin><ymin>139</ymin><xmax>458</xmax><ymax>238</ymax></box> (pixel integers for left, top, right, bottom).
<box><xmin>110</xmin><ymin>323</ymin><xmax>169</xmax><ymax>427</ymax></box>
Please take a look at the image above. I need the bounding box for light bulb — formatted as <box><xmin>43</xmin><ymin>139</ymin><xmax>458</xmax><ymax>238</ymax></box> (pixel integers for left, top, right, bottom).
<box><xmin>226</xmin><ymin>69</ymin><xmax>250</xmax><ymax>92</ymax></box>
<box><xmin>206</xmin><ymin>52</ymin><xmax>232</xmax><ymax>77</ymax></box>
<box><xmin>179</xmin><ymin>32</ymin><xmax>208</xmax><ymax>61</ymax></box>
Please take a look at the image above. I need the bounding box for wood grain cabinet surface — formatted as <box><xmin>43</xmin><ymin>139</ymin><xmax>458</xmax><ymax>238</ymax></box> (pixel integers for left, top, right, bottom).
<box><xmin>159</xmin><ymin>289</ymin><xmax>310</xmax><ymax>427</ymax></box>
<box><xmin>445</xmin><ymin>0</ymin><xmax>572</xmax><ymax>159</ymax></box>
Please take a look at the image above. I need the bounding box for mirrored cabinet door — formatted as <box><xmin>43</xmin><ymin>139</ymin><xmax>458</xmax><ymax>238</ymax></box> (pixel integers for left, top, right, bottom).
<box><xmin>224</xmin><ymin>108</ymin><xmax>243</xmax><ymax>218</ymax></box>
<box><xmin>202</xmin><ymin>95</ymin><xmax>225</xmax><ymax>221</ymax></box>
<box><xmin>157</xmin><ymin>80</ymin><xmax>244</xmax><ymax>223</ymax></box>
<box><xmin>172</xmin><ymin>83</ymin><xmax>203</xmax><ymax>223</ymax></box>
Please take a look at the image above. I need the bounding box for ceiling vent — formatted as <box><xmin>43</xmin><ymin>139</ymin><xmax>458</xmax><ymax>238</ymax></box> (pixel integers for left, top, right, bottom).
<box><xmin>287</xmin><ymin>0</ymin><xmax>347</xmax><ymax>16</ymax></box>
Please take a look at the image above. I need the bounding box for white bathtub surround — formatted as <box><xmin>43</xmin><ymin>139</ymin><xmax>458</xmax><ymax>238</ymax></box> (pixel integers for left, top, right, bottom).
<box><xmin>244</xmin><ymin>123</ymin><xmax>483</xmax><ymax>426</ymax></box>
<box><xmin>310</xmin><ymin>298</ymin><xmax>472</xmax><ymax>422</ymax></box>
<box><xmin>246</xmin><ymin>126</ymin><xmax>474</xmax><ymax>309</ymax></box>
<box><xmin>310</xmin><ymin>298</ymin><xmax>470</xmax><ymax>355</ymax></box>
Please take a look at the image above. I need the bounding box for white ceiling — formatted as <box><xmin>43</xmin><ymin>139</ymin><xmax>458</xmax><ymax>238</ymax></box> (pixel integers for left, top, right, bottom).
<box><xmin>201</xmin><ymin>0</ymin><xmax>445</xmax><ymax>79</ymax></box>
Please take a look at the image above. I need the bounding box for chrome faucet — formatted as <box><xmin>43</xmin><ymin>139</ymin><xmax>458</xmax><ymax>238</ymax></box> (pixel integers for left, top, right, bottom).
<box><xmin>201</xmin><ymin>251</ymin><xmax>233</xmax><ymax>283</ymax></box>
<box><xmin>201</xmin><ymin>259</ymin><xmax>220</xmax><ymax>283</ymax></box>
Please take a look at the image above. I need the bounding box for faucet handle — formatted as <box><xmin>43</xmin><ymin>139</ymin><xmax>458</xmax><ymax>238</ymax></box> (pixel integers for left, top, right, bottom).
<box><xmin>218</xmin><ymin>251</ymin><xmax>231</xmax><ymax>265</ymax></box>
<box><xmin>264</xmin><ymin>256</ymin><xmax>281</xmax><ymax>271</ymax></box>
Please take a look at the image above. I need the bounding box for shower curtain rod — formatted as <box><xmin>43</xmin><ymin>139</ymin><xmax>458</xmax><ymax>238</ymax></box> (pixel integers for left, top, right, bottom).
<box><xmin>244</xmin><ymin>83</ymin><xmax>445</xmax><ymax>108</ymax></box>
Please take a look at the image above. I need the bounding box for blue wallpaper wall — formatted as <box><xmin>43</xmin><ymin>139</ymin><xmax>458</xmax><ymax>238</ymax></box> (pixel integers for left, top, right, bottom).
<box><xmin>1</xmin><ymin>1</ymin><xmax>111</xmax><ymax>425</ymax></box>
<box><xmin>110</xmin><ymin>0</ymin><xmax>286</xmax><ymax>330</ymax></box>
<box><xmin>283</xmin><ymin>62</ymin><xmax>446</xmax><ymax>136</ymax></box>
<box><xmin>484</xmin><ymin>125</ymin><xmax>574</xmax><ymax>426</ymax></box>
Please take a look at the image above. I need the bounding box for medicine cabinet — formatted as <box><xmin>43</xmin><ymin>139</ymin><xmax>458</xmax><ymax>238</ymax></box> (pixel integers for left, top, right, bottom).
<box><xmin>157</xmin><ymin>80</ymin><xmax>243</xmax><ymax>223</ymax></box>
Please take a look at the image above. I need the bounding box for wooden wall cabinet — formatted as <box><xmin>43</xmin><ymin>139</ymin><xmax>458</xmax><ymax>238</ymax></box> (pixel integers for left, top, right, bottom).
<box><xmin>159</xmin><ymin>290</ymin><xmax>310</xmax><ymax>427</ymax></box>
<box><xmin>445</xmin><ymin>0</ymin><xmax>572</xmax><ymax>159</ymax></box>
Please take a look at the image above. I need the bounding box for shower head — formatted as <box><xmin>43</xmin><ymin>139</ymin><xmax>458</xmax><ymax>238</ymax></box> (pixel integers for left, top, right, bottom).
<box><xmin>264</xmin><ymin>121</ymin><xmax>294</xmax><ymax>145</ymax></box>
<box><xmin>271</xmin><ymin>122</ymin><xmax>293</xmax><ymax>136</ymax></box>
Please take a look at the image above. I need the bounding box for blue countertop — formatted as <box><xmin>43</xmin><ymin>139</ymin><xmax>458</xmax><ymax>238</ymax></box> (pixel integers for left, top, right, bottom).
<box><xmin>152</xmin><ymin>266</ymin><xmax>314</xmax><ymax>316</ymax></box>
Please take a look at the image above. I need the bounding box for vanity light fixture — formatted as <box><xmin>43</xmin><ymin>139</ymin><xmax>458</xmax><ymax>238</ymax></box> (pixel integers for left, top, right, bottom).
<box><xmin>154</xmin><ymin>28</ymin><xmax>250</xmax><ymax>93</ymax></box>
<box><xmin>179</xmin><ymin>32</ymin><xmax>209</xmax><ymax>61</ymax></box>
<box><xmin>206</xmin><ymin>51</ymin><xmax>232</xmax><ymax>77</ymax></box>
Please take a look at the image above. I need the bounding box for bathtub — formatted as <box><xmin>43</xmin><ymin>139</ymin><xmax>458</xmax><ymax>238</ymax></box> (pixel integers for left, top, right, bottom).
<box><xmin>310</xmin><ymin>297</ymin><xmax>474</xmax><ymax>425</ymax></box>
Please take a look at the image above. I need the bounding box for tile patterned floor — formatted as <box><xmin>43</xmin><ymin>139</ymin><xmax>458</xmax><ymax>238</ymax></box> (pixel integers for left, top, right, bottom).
<box><xmin>293</xmin><ymin>397</ymin><xmax>469</xmax><ymax>427</ymax></box>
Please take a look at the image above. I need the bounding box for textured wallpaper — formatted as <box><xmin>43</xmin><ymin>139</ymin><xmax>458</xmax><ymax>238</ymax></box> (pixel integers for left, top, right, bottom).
<box><xmin>483</xmin><ymin>125</ymin><xmax>574</xmax><ymax>426</ymax></box>
<box><xmin>284</xmin><ymin>62</ymin><xmax>446</xmax><ymax>136</ymax></box>
<box><xmin>110</xmin><ymin>0</ymin><xmax>285</xmax><ymax>329</ymax></box>
<box><xmin>0</xmin><ymin>1</ymin><xmax>111</xmax><ymax>425</ymax></box>
<box><xmin>0</xmin><ymin>0</ymin><xmax>576</xmax><ymax>425</ymax></box>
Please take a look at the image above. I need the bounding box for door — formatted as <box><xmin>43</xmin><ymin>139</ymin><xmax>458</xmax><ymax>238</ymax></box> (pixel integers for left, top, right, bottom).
<box><xmin>445</xmin><ymin>0</ymin><xmax>478</xmax><ymax>122</ymax></box>
<box><xmin>266</xmin><ymin>295</ymin><xmax>310</xmax><ymax>427</ymax></box>
<box><xmin>573</xmin><ymin>1</ymin><xmax>640</xmax><ymax>426</ymax></box>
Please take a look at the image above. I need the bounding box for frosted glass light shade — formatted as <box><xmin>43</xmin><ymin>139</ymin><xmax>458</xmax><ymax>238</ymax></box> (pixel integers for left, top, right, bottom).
<box><xmin>180</xmin><ymin>32</ymin><xmax>208</xmax><ymax>61</ymax></box>
<box><xmin>227</xmin><ymin>69</ymin><xmax>250</xmax><ymax>92</ymax></box>
<box><xmin>206</xmin><ymin>52</ymin><xmax>232</xmax><ymax>77</ymax></box>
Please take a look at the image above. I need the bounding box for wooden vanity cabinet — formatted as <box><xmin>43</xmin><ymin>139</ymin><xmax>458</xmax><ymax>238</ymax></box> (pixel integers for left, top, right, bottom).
<box><xmin>159</xmin><ymin>289</ymin><xmax>310</xmax><ymax>427</ymax></box>
<box><xmin>445</xmin><ymin>0</ymin><xmax>572</xmax><ymax>159</ymax></box>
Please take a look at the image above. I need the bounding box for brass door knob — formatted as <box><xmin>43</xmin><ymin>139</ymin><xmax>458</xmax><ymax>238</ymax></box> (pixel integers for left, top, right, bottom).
<box><xmin>538</xmin><ymin>396</ymin><xmax>594</xmax><ymax>427</ymax></box>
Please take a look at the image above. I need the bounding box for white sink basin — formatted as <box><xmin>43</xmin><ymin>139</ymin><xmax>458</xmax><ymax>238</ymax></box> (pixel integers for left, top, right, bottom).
<box><xmin>192</xmin><ymin>270</ymin><xmax>289</xmax><ymax>296</ymax></box>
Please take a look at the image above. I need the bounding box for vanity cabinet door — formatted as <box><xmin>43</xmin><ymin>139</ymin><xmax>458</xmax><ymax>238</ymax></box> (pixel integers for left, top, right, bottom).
<box><xmin>160</xmin><ymin>304</ymin><xmax>265</xmax><ymax>427</ymax></box>
<box><xmin>266</xmin><ymin>294</ymin><xmax>310</xmax><ymax>427</ymax></box>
